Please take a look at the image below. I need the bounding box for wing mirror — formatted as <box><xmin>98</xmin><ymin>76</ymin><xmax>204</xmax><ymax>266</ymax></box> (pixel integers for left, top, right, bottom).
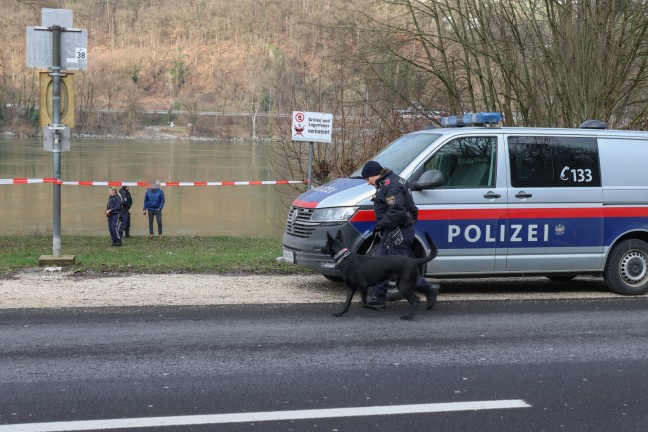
<box><xmin>412</xmin><ymin>170</ymin><xmax>445</xmax><ymax>191</ymax></box>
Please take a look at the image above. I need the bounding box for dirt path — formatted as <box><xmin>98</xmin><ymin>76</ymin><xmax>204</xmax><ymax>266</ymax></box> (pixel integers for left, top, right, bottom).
<box><xmin>0</xmin><ymin>270</ymin><xmax>343</xmax><ymax>309</ymax></box>
<box><xmin>0</xmin><ymin>269</ymin><xmax>619</xmax><ymax>309</ymax></box>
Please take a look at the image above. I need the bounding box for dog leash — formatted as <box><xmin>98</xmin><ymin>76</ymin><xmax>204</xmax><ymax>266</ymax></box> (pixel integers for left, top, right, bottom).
<box><xmin>366</xmin><ymin>232</ymin><xmax>378</xmax><ymax>254</ymax></box>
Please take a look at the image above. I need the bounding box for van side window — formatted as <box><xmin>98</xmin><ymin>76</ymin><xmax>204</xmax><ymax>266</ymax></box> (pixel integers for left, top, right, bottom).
<box><xmin>508</xmin><ymin>136</ymin><xmax>601</xmax><ymax>187</ymax></box>
<box><xmin>423</xmin><ymin>136</ymin><xmax>497</xmax><ymax>188</ymax></box>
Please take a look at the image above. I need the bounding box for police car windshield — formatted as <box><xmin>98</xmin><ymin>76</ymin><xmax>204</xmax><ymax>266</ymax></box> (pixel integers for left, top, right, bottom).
<box><xmin>351</xmin><ymin>132</ymin><xmax>442</xmax><ymax>177</ymax></box>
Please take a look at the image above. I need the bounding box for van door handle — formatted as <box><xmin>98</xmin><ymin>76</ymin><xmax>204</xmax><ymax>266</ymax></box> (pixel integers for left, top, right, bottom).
<box><xmin>515</xmin><ymin>191</ymin><xmax>532</xmax><ymax>199</ymax></box>
<box><xmin>483</xmin><ymin>191</ymin><xmax>501</xmax><ymax>199</ymax></box>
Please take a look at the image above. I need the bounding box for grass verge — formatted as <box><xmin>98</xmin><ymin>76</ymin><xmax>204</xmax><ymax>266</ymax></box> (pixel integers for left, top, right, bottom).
<box><xmin>0</xmin><ymin>235</ymin><xmax>313</xmax><ymax>275</ymax></box>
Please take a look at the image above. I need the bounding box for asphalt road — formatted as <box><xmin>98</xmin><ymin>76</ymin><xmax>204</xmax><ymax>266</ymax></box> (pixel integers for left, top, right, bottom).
<box><xmin>1</xmin><ymin>295</ymin><xmax>648</xmax><ymax>431</ymax></box>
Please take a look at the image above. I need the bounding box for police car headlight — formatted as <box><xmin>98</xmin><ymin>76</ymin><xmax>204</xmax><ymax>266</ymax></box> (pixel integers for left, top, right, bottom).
<box><xmin>311</xmin><ymin>207</ymin><xmax>358</xmax><ymax>223</ymax></box>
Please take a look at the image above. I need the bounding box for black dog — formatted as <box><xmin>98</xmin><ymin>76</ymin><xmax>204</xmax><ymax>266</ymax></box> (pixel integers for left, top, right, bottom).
<box><xmin>322</xmin><ymin>230</ymin><xmax>439</xmax><ymax>320</ymax></box>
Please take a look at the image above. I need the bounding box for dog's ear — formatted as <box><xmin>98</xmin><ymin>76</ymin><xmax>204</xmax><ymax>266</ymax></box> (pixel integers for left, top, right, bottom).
<box><xmin>322</xmin><ymin>232</ymin><xmax>333</xmax><ymax>255</ymax></box>
<box><xmin>335</xmin><ymin>230</ymin><xmax>344</xmax><ymax>242</ymax></box>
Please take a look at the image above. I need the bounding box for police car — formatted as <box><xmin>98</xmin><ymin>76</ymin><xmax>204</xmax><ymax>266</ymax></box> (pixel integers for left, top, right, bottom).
<box><xmin>283</xmin><ymin>113</ymin><xmax>648</xmax><ymax>295</ymax></box>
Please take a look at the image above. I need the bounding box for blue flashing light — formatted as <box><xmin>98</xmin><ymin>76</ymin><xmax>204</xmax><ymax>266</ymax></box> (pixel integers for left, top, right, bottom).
<box><xmin>440</xmin><ymin>112</ymin><xmax>502</xmax><ymax>128</ymax></box>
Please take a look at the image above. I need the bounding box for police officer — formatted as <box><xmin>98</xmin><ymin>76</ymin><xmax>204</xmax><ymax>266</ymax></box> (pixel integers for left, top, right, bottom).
<box><xmin>105</xmin><ymin>187</ymin><xmax>122</xmax><ymax>246</ymax></box>
<box><xmin>361</xmin><ymin>160</ymin><xmax>440</xmax><ymax>308</ymax></box>
<box><xmin>118</xmin><ymin>185</ymin><xmax>133</xmax><ymax>238</ymax></box>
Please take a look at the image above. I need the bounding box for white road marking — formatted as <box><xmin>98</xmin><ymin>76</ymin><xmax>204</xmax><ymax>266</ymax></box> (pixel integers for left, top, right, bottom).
<box><xmin>0</xmin><ymin>399</ymin><xmax>530</xmax><ymax>431</ymax></box>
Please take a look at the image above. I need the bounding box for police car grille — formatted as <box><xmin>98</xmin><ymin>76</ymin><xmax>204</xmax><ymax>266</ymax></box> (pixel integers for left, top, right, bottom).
<box><xmin>285</xmin><ymin>207</ymin><xmax>317</xmax><ymax>238</ymax></box>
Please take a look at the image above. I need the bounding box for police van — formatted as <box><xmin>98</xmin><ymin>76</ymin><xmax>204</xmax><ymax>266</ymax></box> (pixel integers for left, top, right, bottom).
<box><xmin>282</xmin><ymin>113</ymin><xmax>648</xmax><ymax>295</ymax></box>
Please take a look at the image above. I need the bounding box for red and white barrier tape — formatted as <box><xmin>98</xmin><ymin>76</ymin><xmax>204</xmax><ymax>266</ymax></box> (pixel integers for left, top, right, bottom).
<box><xmin>1</xmin><ymin>178</ymin><xmax>307</xmax><ymax>186</ymax></box>
<box><xmin>0</xmin><ymin>178</ymin><xmax>58</xmax><ymax>184</ymax></box>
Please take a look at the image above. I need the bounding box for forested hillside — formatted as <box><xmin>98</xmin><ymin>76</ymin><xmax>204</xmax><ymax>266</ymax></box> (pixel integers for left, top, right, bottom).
<box><xmin>1</xmin><ymin>0</ymin><xmax>353</xmax><ymax>133</ymax></box>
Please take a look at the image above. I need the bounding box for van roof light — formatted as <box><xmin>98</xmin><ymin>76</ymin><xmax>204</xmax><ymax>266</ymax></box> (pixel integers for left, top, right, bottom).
<box><xmin>440</xmin><ymin>112</ymin><xmax>502</xmax><ymax>128</ymax></box>
<box><xmin>579</xmin><ymin>119</ymin><xmax>608</xmax><ymax>129</ymax></box>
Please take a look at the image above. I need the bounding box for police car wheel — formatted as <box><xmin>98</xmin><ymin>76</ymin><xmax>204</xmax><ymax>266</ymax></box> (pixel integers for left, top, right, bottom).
<box><xmin>604</xmin><ymin>239</ymin><xmax>648</xmax><ymax>295</ymax></box>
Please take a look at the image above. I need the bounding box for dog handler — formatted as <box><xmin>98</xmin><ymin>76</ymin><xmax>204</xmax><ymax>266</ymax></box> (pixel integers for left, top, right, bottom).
<box><xmin>361</xmin><ymin>160</ymin><xmax>440</xmax><ymax>308</ymax></box>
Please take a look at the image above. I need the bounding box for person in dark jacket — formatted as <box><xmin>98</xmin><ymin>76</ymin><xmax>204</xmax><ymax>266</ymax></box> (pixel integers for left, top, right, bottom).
<box><xmin>118</xmin><ymin>185</ymin><xmax>133</xmax><ymax>238</ymax></box>
<box><xmin>361</xmin><ymin>161</ymin><xmax>440</xmax><ymax>308</ymax></box>
<box><xmin>105</xmin><ymin>187</ymin><xmax>122</xmax><ymax>246</ymax></box>
<box><xmin>143</xmin><ymin>180</ymin><xmax>165</xmax><ymax>239</ymax></box>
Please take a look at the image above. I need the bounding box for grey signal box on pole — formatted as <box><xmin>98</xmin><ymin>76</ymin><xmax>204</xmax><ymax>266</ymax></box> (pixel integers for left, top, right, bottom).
<box><xmin>26</xmin><ymin>8</ymin><xmax>88</xmax><ymax>71</ymax></box>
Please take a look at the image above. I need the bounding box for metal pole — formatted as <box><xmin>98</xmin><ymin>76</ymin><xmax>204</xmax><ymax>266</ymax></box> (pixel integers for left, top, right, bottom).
<box><xmin>51</xmin><ymin>25</ymin><xmax>62</xmax><ymax>257</ymax></box>
<box><xmin>308</xmin><ymin>142</ymin><xmax>313</xmax><ymax>190</ymax></box>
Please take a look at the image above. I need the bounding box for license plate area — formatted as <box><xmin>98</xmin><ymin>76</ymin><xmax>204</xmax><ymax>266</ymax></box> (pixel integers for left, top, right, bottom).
<box><xmin>282</xmin><ymin>248</ymin><xmax>295</xmax><ymax>264</ymax></box>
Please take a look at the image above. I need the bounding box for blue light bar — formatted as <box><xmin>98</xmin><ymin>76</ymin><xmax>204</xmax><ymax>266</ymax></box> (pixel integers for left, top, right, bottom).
<box><xmin>440</xmin><ymin>112</ymin><xmax>502</xmax><ymax>128</ymax></box>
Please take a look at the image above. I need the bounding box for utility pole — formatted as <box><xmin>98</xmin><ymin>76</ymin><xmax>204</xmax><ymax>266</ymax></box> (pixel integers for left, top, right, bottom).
<box><xmin>26</xmin><ymin>8</ymin><xmax>87</xmax><ymax>265</ymax></box>
<box><xmin>51</xmin><ymin>24</ymin><xmax>63</xmax><ymax>257</ymax></box>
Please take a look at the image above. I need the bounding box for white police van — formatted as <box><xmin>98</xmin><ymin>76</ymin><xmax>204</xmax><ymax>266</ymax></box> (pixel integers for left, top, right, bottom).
<box><xmin>282</xmin><ymin>113</ymin><xmax>648</xmax><ymax>295</ymax></box>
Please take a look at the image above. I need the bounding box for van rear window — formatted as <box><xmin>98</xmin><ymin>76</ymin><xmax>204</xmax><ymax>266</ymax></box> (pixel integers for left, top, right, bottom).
<box><xmin>508</xmin><ymin>136</ymin><xmax>601</xmax><ymax>187</ymax></box>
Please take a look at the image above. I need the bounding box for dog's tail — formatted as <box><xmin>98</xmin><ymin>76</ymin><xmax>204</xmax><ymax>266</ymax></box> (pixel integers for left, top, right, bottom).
<box><xmin>415</xmin><ymin>231</ymin><xmax>438</xmax><ymax>265</ymax></box>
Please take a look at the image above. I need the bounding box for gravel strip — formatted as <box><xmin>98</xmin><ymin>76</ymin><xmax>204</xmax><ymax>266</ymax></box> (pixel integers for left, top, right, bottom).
<box><xmin>0</xmin><ymin>269</ymin><xmax>622</xmax><ymax>309</ymax></box>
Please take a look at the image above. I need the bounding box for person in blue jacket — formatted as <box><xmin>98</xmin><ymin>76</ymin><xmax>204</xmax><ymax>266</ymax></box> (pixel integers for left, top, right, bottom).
<box><xmin>143</xmin><ymin>180</ymin><xmax>165</xmax><ymax>239</ymax></box>
<box><xmin>105</xmin><ymin>187</ymin><xmax>122</xmax><ymax>246</ymax></box>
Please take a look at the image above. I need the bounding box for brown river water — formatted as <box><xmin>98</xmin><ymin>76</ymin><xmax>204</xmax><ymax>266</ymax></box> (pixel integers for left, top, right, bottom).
<box><xmin>0</xmin><ymin>136</ymin><xmax>301</xmax><ymax>238</ymax></box>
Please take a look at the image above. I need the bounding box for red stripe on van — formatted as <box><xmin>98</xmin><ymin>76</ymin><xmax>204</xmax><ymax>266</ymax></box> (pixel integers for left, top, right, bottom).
<box><xmin>418</xmin><ymin>209</ymin><xmax>508</xmax><ymax>220</ymax></box>
<box><xmin>292</xmin><ymin>199</ymin><xmax>319</xmax><ymax>208</ymax></box>
<box><xmin>603</xmin><ymin>207</ymin><xmax>648</xmax><ymax>217</ymax></box>
<box><xmin>350</xmin><ymin>209</ymin><xmax>376</xmax><ymax>222</ymax></box>
<box><xmin>350</xmin><ymin>206</ymin><xmax>648</xmax><ymax>225</ymax></box>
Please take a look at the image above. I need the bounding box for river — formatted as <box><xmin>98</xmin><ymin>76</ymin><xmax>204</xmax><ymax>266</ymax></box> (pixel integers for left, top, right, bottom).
<box><xmin>0</xmin><ymin>136</ymin><xmax>301</xmax><ymax>238</ymax></box>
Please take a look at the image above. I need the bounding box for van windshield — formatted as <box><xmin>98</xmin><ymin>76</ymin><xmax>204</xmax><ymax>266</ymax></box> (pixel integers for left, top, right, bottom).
<box><xmin>351</xmin><ymin>132</ymin><xmax>442</xmax><ymax>177</ymax></box>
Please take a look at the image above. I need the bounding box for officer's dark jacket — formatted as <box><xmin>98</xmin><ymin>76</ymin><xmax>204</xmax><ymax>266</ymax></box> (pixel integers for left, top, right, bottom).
<box><xmin>106</xmin><ymin>194</ymin><xmax>122</xmax><ymax>215</ymax></box>
<box><xmin>373</xmin><ymin>170</ymin><xmax>418</xmax><ymax>230</ymax></box>
<box><xmin>119</xmin><ymin>186</ymin><xmax>133</xmax><ymax>209</ymax></box>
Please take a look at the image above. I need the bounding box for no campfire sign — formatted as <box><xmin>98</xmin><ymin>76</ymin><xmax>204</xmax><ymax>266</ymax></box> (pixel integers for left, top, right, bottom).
<box><xmin>291</xmin><ymin>111</ymin><xmax>333</xmax><ymax>143</ymax></box>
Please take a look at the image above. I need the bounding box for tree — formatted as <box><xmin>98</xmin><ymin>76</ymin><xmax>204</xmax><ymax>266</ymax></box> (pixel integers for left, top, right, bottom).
<box><xmin>76</xmin><ymin>70</ymin><xmax>96</xmax><ymax>130</ymax></box>
<box><xmin>343</xmin><ymin>0</ymin><xmax>648</xmax><ymax>128</ymax></box>
<box><xmin>168</xmin><ymin>51</ymin><xmax>188</xmax><ymax>98</ymax></box>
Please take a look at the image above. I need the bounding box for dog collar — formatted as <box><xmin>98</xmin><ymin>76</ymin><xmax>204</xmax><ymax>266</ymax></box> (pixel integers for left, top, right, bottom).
<box><xmin>333</xmin><ymin>248</ymin><xmax>350</xmax><ymax>264</ymax></box>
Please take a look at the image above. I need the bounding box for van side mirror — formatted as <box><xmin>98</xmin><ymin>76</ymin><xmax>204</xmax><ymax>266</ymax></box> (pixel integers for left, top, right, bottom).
<box><xmin>412</xmin><ymin>170</ymin><xmax>445</xmax><ymax>191</ymax></box>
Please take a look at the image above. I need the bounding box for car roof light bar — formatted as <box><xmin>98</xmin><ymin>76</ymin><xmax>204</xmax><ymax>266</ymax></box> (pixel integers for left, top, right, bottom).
<box><xmin>440</xmin><ymin>112</ymin><xmax>502</xmax><ymax>128</ymax></box>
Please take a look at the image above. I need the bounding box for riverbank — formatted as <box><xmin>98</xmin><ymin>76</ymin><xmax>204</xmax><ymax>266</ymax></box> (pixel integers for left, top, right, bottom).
<box><xmin>0</xmin><ymin>235</ymin><xmax>307</xmax><ymax>275</ymax></box>
<box><xmin>2</xmin><ymin>126</ymin><xmax>264</xmax><ymax>142</ymax></box>
<box><xmin>2</xmin><ymin>111</ymin><xmax>283</xmax><ymax>141</ymax></box>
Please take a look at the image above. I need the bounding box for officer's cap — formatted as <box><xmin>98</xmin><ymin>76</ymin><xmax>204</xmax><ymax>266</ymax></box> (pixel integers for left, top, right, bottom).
<box><xmin>361</xmin><ymin>161</ymin><xmax>383</xmax><ymax>179</ymax></box>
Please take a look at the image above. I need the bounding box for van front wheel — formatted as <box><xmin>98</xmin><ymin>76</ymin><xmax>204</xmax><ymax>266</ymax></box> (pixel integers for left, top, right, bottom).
<box><xmin>604</xmin><ymin>239</ymin><xmax>648</xmax><ymax>295</ymax></box>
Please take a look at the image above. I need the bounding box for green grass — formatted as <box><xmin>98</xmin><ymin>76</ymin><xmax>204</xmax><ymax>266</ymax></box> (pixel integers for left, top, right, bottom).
<box><xmin>0</xmin><ymin>235</ymin><xmax>313</xmax><ymax>275</ymax></box>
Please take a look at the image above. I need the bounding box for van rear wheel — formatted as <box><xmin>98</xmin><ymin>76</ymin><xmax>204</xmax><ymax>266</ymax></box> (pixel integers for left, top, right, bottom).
<box><xmin>604</xmin><ymin>239</ymin><xmax>648</xmax><ymax>295</ymax></box>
